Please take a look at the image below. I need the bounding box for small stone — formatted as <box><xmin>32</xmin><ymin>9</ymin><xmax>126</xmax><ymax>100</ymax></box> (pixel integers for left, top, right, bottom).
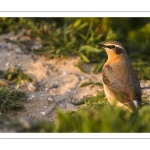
<box><xmin>29</xmin><ymin>114</ymin><xmax>32</xmax><ymax>117</ymax></box>
<box><xmin>41</xmin><ymin>111</ymin><xmax>46</xmax><ymax>115</ymax></box>
<box><xmin>62</xmin><ymin>72</ymin><xmax>67</xmax><ymax>75</ymax></box>
<box><xmin>5</xmin><ymin>62</ymin><xmax>10</xmax><ymax>67</ymax></box>
<box><xmin>10</xmin><ymin>37</ymin><xmax>14</xmax><ymax>40</ymax></box>
<box><xmin>51</xmin><ymin>88</ymin><xmax>60</xmax><ymax>94</ymax></box>
<box><xmin>42</xmin><ymin>87</ymin><xmax>48</xmax><ymax>91</ymax></box>
<box><xmin>31</xmin><ymin>94</ymin><xmax>35</xmax><ymax>98</ymax></box>
<box><xmin>47</xmin><ymin>97</ymin><xmax>54</xmax><ymax>103</ymax></box>
<box><xmin>27</xmin><ymin>83</ymin><xmax>36</xmax><ymax>92</ymax></box>
<box><xmin>80</xmin><ymin>76</ymin><xmax>85</xmax><ymax>80</ymax></box>
<box><xmin>73</xmin><ymin>90</ymin><xmax>77</xmax><ymax>93</ymax></box>
<box><xmin>15</xmin><ymin>48</ymin><xmax>21</xmax><ymax>53</ymax></box>
<box><xmin>27</xmin><ymin>98</ymin><xmax>32</xmax><ymax>102</ymax></box>
<box><xmin>50</xmin><ymin>83</ymin><xmax>59</xmax><ymax>89</ymax></box>
<box><xmin>44</xmin><ymin>106</ymin><xmax>48</xmax><ymax>109</ymax></box>
<box><xmin>17</xmin><ymin>64</ymin><xmax>21</xmax><ymax>67</ymax></box>
<box><xmin>60</xmin><ymin>104</ymin><xmax>63</xmax><ymax>107</ymax></box>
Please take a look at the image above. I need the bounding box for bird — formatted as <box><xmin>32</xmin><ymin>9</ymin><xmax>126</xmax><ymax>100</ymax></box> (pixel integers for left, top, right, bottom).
<box><xmin>97</xmin><ymin>40</ymin><xmax>142</xmax><ymax>112</ymax></box>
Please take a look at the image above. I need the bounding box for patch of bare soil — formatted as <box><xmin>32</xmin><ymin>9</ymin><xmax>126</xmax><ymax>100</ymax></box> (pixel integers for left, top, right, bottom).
<box><xmin>0</xmin><ymin>32</ymin><xmax>104</xmax><ymax>121</ymax></box>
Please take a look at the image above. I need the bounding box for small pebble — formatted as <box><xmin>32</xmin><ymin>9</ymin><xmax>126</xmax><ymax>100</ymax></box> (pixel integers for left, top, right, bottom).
<box><xmin>15</xmin><ymin>48</ymin><xmax>21</xmax><ymax>53</ymax></box>
<box><xmin>73</xmin><ymin>90</ymin><xmax>77</xmax><ymax>93</ymax></box>
<box><xmin>80</xmin><ymin>76</ymin><xmax>85</xmax><ymax>80</ymax></box>
<box><xmin>42</xmin><ymin>87</ymin><xmax>48</xmax><ymax>91</ymax></box>
<box><xmin>10</xmin><ymin>37</ymin><xmax>14</xmax><ymax>40</ymax></box>
<box><xmin>62</xmin><ymin>72</ymin><xmax>67</xmax><ymax>75</ymax></box>
<box><xmin>27</xmin><ymin>83</ymin><xmax>36</xmax><ymax>92</ymax></box>
<box><xmin>47</xmin><ymin>97</ymin><xmax>54</xmax><ymax>103</ymax></box>
<box><xmin>71</xmin><ymin>99</ymin><xmax>75</xmax><ymax>102</ymax></box>
<box><xmin>44</xmin><ymin>106</ymin><xmax>48</xmax><ymax>109</ymax></box>
<box><xmin>31</xmin><ymin>94</ymin><xmax>35</xmax><ymax>98</ymax></box>
<box><xmin>27</xmin><ymin>98</ymin><xmax>32</xmax><ymax>102</ymax></box>
<box><xmin>50</xmin><ymin>83</ymin><xmax>59</xmax><ymax>89</ymax></box>
<box><xmin>41</xmin><ymin>111</ymin><xmax>46</xmax><ymax>115</ymax></box>
<box><xmin>5</xmin><ymin>62</ymin><xmax>10</xmax><ymax>67</ymax></box>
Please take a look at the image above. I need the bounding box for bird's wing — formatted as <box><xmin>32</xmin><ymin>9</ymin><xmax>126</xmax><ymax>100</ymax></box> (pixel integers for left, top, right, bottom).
<box><xmin>102</xmin><ymin>62</ymin><xmax>141</xmax><ymax>109</ymax></box>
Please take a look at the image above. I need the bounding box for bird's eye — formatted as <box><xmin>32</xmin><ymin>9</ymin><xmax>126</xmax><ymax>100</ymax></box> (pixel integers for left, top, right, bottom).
<box><xmin>107</xmin><ymin>45</ymin><xmax>115</xmax><ymax>49</ymax></box>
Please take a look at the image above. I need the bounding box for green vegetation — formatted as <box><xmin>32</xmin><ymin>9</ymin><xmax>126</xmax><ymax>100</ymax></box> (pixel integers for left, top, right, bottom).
<box><xmin>80</xmin><ymin>79</ymin><xmax>103</xmax><ymax>87</ymax></box>
<box><xmin>1</xmin><ymin>104</ymin><xmax>150</xmax><ymax>132</ymax></box>
<box><xmin>132</xmin><ymin>61</ymin><xmax>150</xmax><ymax>80</ymax></box>
<box><xmin>0</xmin><ymin>18</ymin><xmax>149</xmax><ymax>75</ymax></box>
<box><xmin>0</xmin><ymin>68</ymin><xmax>33</xmax><ymax>84</ymax></box>
<box><xmin>0</xmin><ymin>87</ymin><xmax>26</xmax><ymax>113</ymax></box>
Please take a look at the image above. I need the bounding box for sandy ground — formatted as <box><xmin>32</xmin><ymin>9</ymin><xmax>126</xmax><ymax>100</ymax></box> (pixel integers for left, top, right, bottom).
<box><xmin>0</xmin><ymin>31</ymin><xmax>149</xmax><ymax>122</ymax></box>
<box><xmin>0</xmin><ymin>31</ymin><xmax>104</xmax><ymax>121</ymax></box>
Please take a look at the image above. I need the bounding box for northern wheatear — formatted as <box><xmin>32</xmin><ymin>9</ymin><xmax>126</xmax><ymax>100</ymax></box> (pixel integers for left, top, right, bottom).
<box><xmin>98</xmin><ymin>41</ymin><xmax>142</xmax><ymax>112</ymax></box>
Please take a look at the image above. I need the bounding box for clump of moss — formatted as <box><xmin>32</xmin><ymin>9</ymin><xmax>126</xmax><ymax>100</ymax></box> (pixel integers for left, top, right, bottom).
<box><xmin>0</xmin><ymin>87</ymin><xmax>26</xmax><ymax>113</ymax></box>
<box><xmin>0</xmin><ymin>68</ymin><xmax>33</xmax><ymax>84</ymax></box>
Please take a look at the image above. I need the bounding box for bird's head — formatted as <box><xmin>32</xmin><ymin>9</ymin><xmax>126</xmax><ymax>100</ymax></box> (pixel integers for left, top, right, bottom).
<box><xmin>97</xmin><ymin>41</ymin><xmax>128</xmax><ymax>61</ymax></box>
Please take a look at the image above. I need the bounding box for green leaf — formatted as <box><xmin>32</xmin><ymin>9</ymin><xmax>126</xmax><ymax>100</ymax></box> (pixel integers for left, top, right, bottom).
<box><xmin>80</xmin><ymin>81</ymin><xmax>94</xmax><ymax>87</ymax></box>
<box><xmin>76</xmin><ymin>61</ymin><xmax>88</xmax><ymax>73</ymax></box>
<box><xmin>79</xmin><ymin>53</ymin><xmax>90</xmax><ymax>63</ymax></box>
<box><xmin>73</xmin><ymin>19</ymin><xmax>81</xmax><ymax>28</ymax></box>
<box><xmin>80</xmin><ymin>45</ymin><xmax>102</xmax><ymax>53</ymax></box>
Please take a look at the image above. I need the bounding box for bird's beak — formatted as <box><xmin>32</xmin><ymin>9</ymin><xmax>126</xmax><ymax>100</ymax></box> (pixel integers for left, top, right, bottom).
<box><xmin>97</xmin><ymin>43</ymin><xmax>105</xmax><ymax>49</ymax></box>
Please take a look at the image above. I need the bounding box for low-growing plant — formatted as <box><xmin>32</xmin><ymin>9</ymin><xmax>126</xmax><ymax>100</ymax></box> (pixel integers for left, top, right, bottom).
<box><xmin>1</xmin><ymin>103</ymin><xmax>150</xmax><ymax>132</ymax></box>
<box><xmin>80</xmin><ymin>79</ymin><xmax>103</xmax><ymax>88</ymax></box>
<box><xmin>0</xmin><ymin>87</ymin><xmax>26</xmax><ymax>113</ymax></box>
<box><xmin>0</xmin><ymin>68</ymin><xmax>33</xmax><ymax>84</ymax></box>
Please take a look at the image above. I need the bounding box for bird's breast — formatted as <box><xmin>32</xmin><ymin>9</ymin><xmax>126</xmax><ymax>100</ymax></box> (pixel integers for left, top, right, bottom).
<box><xmin>103</xmin><ymin>84</ymin><xmax>117</xmax><ymax>105</ymax></box>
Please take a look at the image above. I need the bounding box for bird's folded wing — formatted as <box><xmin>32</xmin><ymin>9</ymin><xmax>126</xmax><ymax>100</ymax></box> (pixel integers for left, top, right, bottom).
<box><xmin>102</xmin><ymin>64</ymin><xmax>139</xmax><ymax>108</ymax></box>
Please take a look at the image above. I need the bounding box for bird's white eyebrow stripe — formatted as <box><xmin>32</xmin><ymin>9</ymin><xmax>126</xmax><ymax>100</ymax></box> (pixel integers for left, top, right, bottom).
<box><xmin>105</xmin><ymin>44</ymin><xmax>123</xmax><ymax>49</ymax></box>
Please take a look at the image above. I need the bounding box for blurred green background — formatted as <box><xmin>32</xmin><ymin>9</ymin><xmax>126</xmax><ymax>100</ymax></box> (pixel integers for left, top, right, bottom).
<box><xmin>0</xmin><ymin>18</ymin><xmax>150</xmax><ymax>132</ymax></box>
<box><xmin>0</xmin><ymin>18</ymin><xmax>150</xmax><ymax>61</ymax></box>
